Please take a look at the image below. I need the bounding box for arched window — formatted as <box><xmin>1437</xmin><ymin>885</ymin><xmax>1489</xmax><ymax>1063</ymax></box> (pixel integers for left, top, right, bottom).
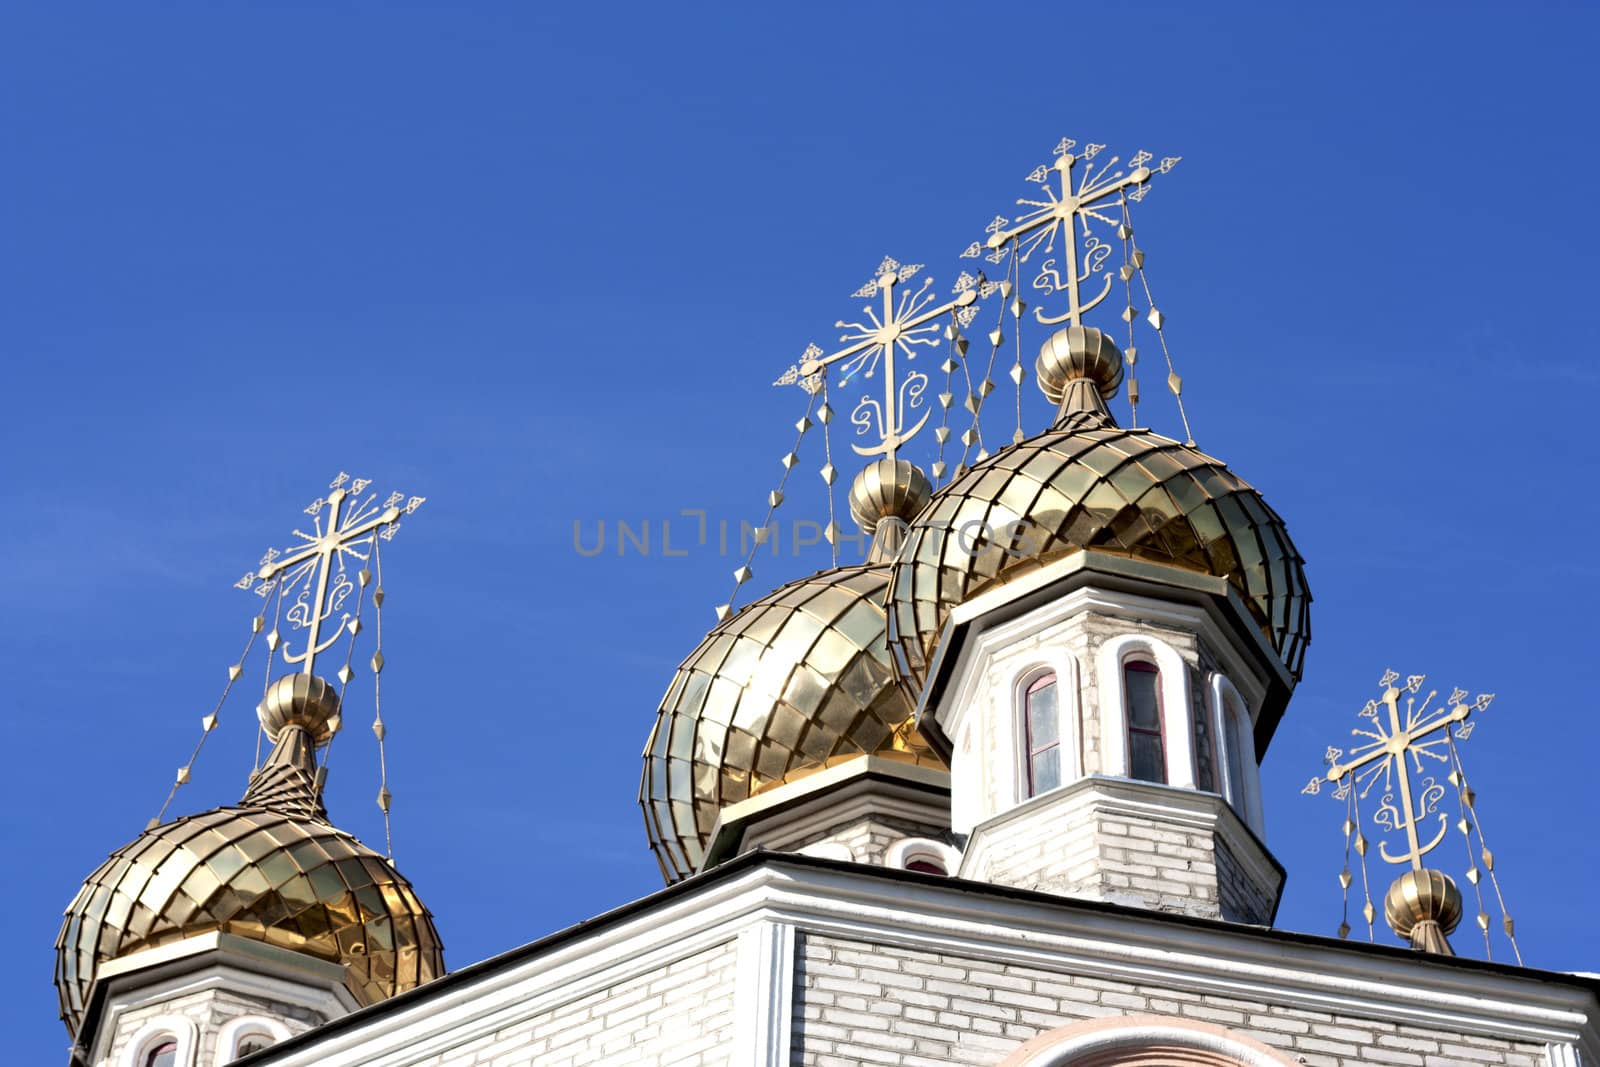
<box><xmin>144</xmin><ymin>1042</ymin><xmax>178</xmax><ymax>1067</ymax></box>
<box><xmin>218</xmin><ymin>1017</ymin><xmax>292</xmax><ymax>1064</ymax></box>
<box><xmin>998</xmin><ymin>1014</ymin><xmax>1302</xmax><ymax>1067</ymax></box>
<box><xmin>885</xmin><ymin>836</ymin><xmax>960</xmax><ymax>875</ymax></box>
<box><xmin>1209</xmin><ymin>673</ymin><xmax>1263</xmax><ymax>833</ymax></box>
<box><xmin>1123</xmin><ymin>660</ymin><xmax>1166</xmax><ymax>784</ymax></box>
<box><xmin>1023</xmin><ymin>672</ymin><xmax>1061</xmax><ymax>796</ymax></box>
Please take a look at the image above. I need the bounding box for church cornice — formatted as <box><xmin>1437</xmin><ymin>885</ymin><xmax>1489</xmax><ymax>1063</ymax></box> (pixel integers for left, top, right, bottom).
<box><xmin>237</xmin><ymin>851</ymin><xmax>1600</xmax><ymax>1067</ymax></box>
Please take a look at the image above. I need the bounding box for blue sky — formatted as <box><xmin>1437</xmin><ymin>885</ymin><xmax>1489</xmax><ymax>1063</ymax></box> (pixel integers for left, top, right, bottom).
<box><xmin>4</xmin><ymin>2</ymin><xmax>1599</xmax><ymax>1056</ymax></box>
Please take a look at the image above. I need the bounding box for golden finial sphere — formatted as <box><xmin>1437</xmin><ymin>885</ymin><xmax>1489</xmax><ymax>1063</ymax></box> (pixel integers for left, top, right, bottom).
<box><xmin>1384</xmin><ymin>868</ymin><xmax>1464</xmax><ymax>939</ymax></box>
<box><xmin>1036</xmin><ymin>325</ymin><xmax>1125</xmax><ymax>403</ymax></box>
<box><xmin>848</xmin><ymin>458</ymin><xmax>933</xmax><ymax>535</ymax></box>
<box><xmin>259</xmin><ymin>673</ymin><xmax>339</xmax><ymax>745</ymax></box>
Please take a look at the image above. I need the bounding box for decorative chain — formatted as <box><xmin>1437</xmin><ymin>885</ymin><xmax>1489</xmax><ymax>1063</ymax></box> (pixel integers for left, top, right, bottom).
<box><xmin>252</xmin><ymin>579</ymin><xmax>289</xmax><ymax>774</ymax></box>
<box><xmin>1446</xmin><ymin>733</ymin><xmax>1521</xmax><ymax>964</ymax></box>
<box><xmin>715</xmin><ymin>386</ymin><xmax>819</xmax><ymax>622</ymax></box>
<box><xmin>1119</xmin><ymin>198</ymin><xmax>1194</xmax><ymax>445</ymax></box>
<box><xmin>371</xmin><ymin>535</ymin><xmax>394</xmax><ymax>861</ymax></box>
<box><xmin>819</xmin><ymin>375</ymin><xmax>839</xmax><ymax>567</ymax></box>
<box><xmin>932</xmin><ymin>316</ymin><xmax>967</xmax><ymax>484</ymax></box>
<box><xmin>151</xmin><ymin>612</ymin><xmax>265</xmax><ymax>828</ymax></box>
<box><xmin>1117</xmin><ymin>192</ymin><xmax>1141</xmax><ymax>428</ymax></box>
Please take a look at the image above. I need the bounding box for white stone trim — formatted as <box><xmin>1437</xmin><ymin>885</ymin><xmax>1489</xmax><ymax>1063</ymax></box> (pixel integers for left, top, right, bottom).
<box><xmin>999</xmin><ymin>1014</ymin><xmax>1302</xmax><ymax>1067</ymax></box>
<box><xmin>957</xmin><ymin>774</ymin><xmax>1281</xmax><ymax>909</ymax></box>
<box><xmin>1010</xmin><ymin>656</ymin><xmax>1082</xmax><ymax>802</ymax></box>
<box><xmin>217</xmin><ymin>1015</ymin><xmax>293</xmax><ymax>1060</ymax></box>
<box><xmin>885</xmin><ymin>836</ymin><xmax>962</xmax><ymax>874</ymax></box>
<box><xmin>1209</xmin><ymin>673</ymin><xmax>1264</xmax><ymax>835</ymax></box>
<box><xmin>119</xmin><ymin>1015</ymin><xmax>197</xmax><ymax>1067</ymax></box>
<box><xmin>942</xmin><ymin>579</ymin><xmax>1273</xmax><ymax>720</ymax></box>
<box><xmin>1097</xmin><ymin>632</ymin><xmax>1195</xmax><ymax>788</ymax></box>
<box><xmin>733</xmin><ymin>920</ymin><xmax>794</xmax><ymax>1066</ymax></box>
<box><xmin>250</xmin><ymin>861</ymin><xmax>1600</xmax><ymax>1067</ymax></box>
<box><xmin>1548</xmin><ymin>1042</ymin><xmax>1586</xmax><ymax>1067</ymax></box>
<box><xmin>85</xmin><ymin>935</ymin><xmax>355</xmax><ymax>1067</ymax></box>
<box><xmin>795</xmin><ymin>840</ymin><xmax>854</xmax><ymax>862</ymax></box>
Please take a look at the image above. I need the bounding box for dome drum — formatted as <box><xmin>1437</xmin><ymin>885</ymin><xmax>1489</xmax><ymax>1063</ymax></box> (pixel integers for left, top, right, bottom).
<box><xmin>55</xmin><ymin>805</ymin><xmax>443</xmax><ymax>1034</ymax></box>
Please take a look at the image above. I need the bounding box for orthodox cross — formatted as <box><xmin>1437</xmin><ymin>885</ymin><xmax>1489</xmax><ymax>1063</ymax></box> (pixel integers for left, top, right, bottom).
<box><xmin>1303</xmin><ymin>670</ymin><xmax>1494</xmax><ymax>869</ymax></box>
<box><xmin>236</xmin><ymin>473</ymin><xmax>424</xmax><ymax>677</ymax></box>
<box><xmin>774</xmin><ymin>257</ymin><xmax>976</xmax><ymax>462</ymax></box>
<box><xmin>972</xmin><ymin>139</ymin><xmax>1178</xmax><ymax>328</ymax></box>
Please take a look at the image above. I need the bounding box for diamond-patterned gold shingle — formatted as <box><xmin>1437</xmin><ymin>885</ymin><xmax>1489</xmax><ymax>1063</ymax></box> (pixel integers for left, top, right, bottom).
<box><xmin>54</xmin><ymin>718</ymin><xmax>443</xmax><ymax>1037</ymax></box>
<box><xmin>639</xmin><ymin>564</ymin><xmax>944</xmax><ymax>883</ymax></box>
<box><xmin>887</xmin><ymin>407</ymin><xmax>1311</xmax><ymax>695</ymax></box>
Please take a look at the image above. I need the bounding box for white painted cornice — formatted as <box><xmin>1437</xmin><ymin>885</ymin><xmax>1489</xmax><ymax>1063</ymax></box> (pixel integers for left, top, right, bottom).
<box><xmin>249</xmin><ymin>858</ymin><xmax>1600</xmax><ymax>1067</ymax></box>
<box><xmin>957</xmin><ymin>775</ymin><xmax>1284</xmax><ymax>902</ymax></box>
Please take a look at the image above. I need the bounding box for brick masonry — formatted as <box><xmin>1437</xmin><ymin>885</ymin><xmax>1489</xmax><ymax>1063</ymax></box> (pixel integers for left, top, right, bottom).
<box><xmin>790</xmin><ymin>933</ymin><xmax>1547</xmax><ymax>1067</ymax></box>
<box><xmin>961</xmin><ymin>778</ymin><xmax>1280</xmax><ymax>925</ymax></box>
<box><xmin>396</xmin><ymin>939</ymin><xmax>739</xmax><ymax>1067</ymax></box>
<box><xmin>786</xmin><ymin>812</ymin><xmax>955</xmax><ymax>866</ymax></box>
<box><xmin>107</xmin><ymin>987</ymin><xmax>323</xmax><ymax>1066</ymax></box>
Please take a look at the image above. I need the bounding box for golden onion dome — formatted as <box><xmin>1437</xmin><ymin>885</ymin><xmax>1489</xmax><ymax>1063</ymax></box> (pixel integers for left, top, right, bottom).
<box><xmin>887</xmin><ymin>325</ymin><xmax>1311</xmax><ymax>695</ymax></box>
<box><xmin>54</xmin><ymin>674</ymin><xmax>443</xmax><ymax>1035</ymax></box>
<box><xmin>640</xmin><ymin>560</ymin><xmax>944</xmax><ymax>883</ymax></box>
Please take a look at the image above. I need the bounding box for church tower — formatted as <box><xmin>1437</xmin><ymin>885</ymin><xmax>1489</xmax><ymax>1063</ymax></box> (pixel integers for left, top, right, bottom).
<box><xmin>53</xmin><ymin>480</ymin><xmax>442</xmax><ymax>1067</ymax></box>
<box><xmin>638</xmin><ymin>144</ymin><xmax>1313</xmax><ymax>930</ymax></box>
<box><xmin>884</xmin><ymin>321</ymin><xmax>1307</xmax><ymax>924</ymax></box>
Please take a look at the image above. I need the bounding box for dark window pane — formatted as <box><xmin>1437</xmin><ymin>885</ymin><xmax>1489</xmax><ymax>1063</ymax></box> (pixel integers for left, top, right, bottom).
<box><xmin>1125</xmin><ymin>661</ymin><xmax>1161</xmax><ymax>730</ymax></box>
<box><xmin>906</xmin><ymin>859</ymin><xmax>946</xmax><ymax>875</ymax></box>
<box><xmin>147</xmin><ymin>1043</ymin><xmax>178</xmax><ymax>1067</ymax></box>
<box><xmin>1129</xmin><ymin>730</ymin><xmax>1166</xmax><ymax>784</ymax></box>
<box><xmin>238</xmin><ymin>1035</ymin><xmax>275</xmax><ymax>1056</ymax></box>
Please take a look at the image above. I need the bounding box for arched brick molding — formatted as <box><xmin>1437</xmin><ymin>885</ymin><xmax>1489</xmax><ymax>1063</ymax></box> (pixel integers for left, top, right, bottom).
<box><xmin>998</xmin><ymin>1015</ymin><xmax>1301</xmax><ymax>1067</ymax></box>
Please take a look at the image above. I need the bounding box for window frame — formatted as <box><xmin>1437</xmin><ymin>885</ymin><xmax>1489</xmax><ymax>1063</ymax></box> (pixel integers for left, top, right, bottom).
<box><xmin>1022</xmin><ymin>670</ymin><xmax>1063</xmax><ymax>797</ymax></box>
<box><xmin>218</xmin><ymin>1016</ymin><xmax>294</xmax><ymax>1063</ymax></box>
<box><xmin>1208</xmin><ymin>672</ymin><xmax>1264</xmax><ymax>834</ymax></box>
<box><xmin>1094</xmin><ymin>633</ymin><xmax>1195</xmax><ymax>788</ymax></box>
<box><xmin>1122</xmin><ymin>658</ymin><xmax>1167</xmax><ymax>785</ymax></box>
<box><xmin>119</xmin><ymin>1017</ymin><xmax>198</xmax><ymax>1067</ymax></box>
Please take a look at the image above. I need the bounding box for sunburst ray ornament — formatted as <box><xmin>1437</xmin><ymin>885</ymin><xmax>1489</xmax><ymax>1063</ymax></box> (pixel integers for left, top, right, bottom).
<box><xmin>774</xmin><ymin>257</ymin><xmax>978</xmax><ymax>462</ymax></box>
<box><xmin>1304</xmin><ymin>670</ymin><xmax>1518</xmax><ymax>962</ymax></box>
<box><xmin>235</xmin><ymin>472</ymin><xmax>423</xmax><ymax>677</ymax></box>
<box><xmin>968</xmin><ymin>139</ymin><xmax>1176</xmax><ymax>330</ymax></box>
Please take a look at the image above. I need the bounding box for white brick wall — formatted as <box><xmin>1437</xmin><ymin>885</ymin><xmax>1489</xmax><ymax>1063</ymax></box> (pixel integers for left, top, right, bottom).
<box><xmin>790</xmin><ymin>934</ymin><xmax>1548</xmax><ymax>1067</ymax></box>
<box><xmin>105</xmin><ymin>987</ymin><xmax>323</xmax><ymax>1066</ymax></box>
<box><xmin>406</xmin><ymin>939</ymin><xmax>739</xmax><ymax>1067</ymax></box>
<box><xmin>960</xmin><ymin>777</ymin><xmax>1280</xmax><ymax>924</ymax></box>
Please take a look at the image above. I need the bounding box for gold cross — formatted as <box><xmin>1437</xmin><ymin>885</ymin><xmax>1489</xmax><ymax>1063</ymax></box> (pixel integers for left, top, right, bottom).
<box><xmin>1306</xmin><ymin>671</ymin><xmax>1494</xmax><ymax>869</ymax></box>
<box><xmin>973</xmin><ymin>140</ymin><xmax>1176</xmax><ymax>328</ymax></box>
<box><xmin>775</xmin><ymin>258</ymin><xmax>976</xmax><ymax>462</ymax></box>
<box><xmin>236</xmin><ymin>473</ymin><xmax>423</xmax><ymax>677</ymax></box>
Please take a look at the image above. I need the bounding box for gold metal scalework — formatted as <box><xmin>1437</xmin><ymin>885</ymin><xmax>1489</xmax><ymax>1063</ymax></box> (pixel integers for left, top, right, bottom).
<box><xmin>884</xmin><ymin>324</ymin><xmax>1311</xmax><ymax>697</ymax></box>
<box><xmin>57</xmin><ymin>474</ymin><xmax>439</xmax><ymax>1038</ymax></box>
<box><xmin>1304</xmin><ymin>671</ymin><xmax>1520</xmax><ymax>961</ymax></box>
<box><xmin>54</xmin><ymin>679</ymin><xmax>443</xmax><ymax>1035</ymax></box>
<box><xmin>640</xmin><ymin>562</ymin><xmax>944</xmax><ymax>883</ymax></box>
